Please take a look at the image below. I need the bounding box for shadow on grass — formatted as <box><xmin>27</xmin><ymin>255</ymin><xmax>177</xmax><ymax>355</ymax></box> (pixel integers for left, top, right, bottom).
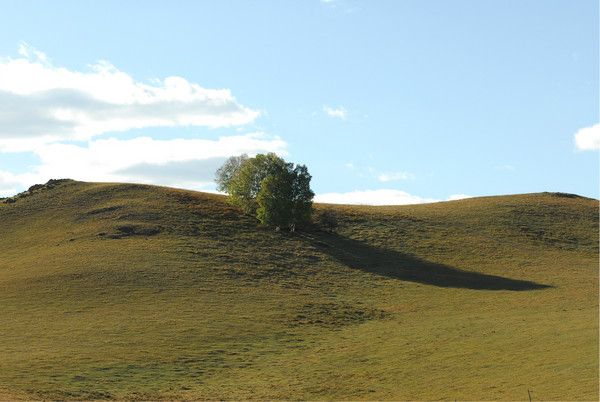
<box><xmin>301</xmin><ymin>231</ymin><xmax>551</xmax><ymax>291</ymax></box>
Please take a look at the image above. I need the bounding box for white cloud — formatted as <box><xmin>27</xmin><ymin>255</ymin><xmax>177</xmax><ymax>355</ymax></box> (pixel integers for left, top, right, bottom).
<box><xmin>323</xmin><ymin>105</ymin><xmax>347</xmax><ymax>120</ymax></box>
<box><xmin>315</xmin><ymin>189</ymin><xmax>438</xmax><ymax>205</ymax></box>
<box><xmin>344</xmin><ymin>163</ymin><xmax>415</xmax><ymax>182</ymax></box>
<box><xmin>574</xmin><ymin>123</ymin><xmax>600</xmax><ymax>151</ymax></box>
<box><xmin>315</xmin><ymin>189</ymin><xmax>475</xmax><ymax>205</ymax></box>
<box><xmin>377</xmin><ymin>171</ymin><xmax>415</xmax><ymax>182</ymax></box>
<box><xmin>447</xmin><ymin>194</ymin><xmax>473</xmax><ymax>201</ymax></box>
<box><xmin>495</xmin><ymin>164</ymin><xmax>516</xmax><ymax>171</ymax></box>
<box><xmin>17</xmin><ymin>42</ymin><xmax>49</xmax><ymax>63</ymax></box>
<box><xmin>1</xmin><ymin>133</ymin><xmax>287</xmax><ymax>194</ymax></box>
<box><xmin>0</xmin><ymin>170</ymin><xmax>38</xmax><ymax>197</ymax></box>
<box><xmin>0</xmin><ymin>44</ymin><xmax>276</xmax><ymax>196</ymax></box>
<box><xmin>0</xmin><ymin>43</ymin><xmax>259</xmax><ymax>149</ymax></box>
<box><xmin>0</xmin><ymin>171</ymin><xmax>19</xmax><ymax>197</ymax></box>
<box><xmin>0</xmin><ymin>188</ymin><xmax>16</xmax><ymax>198</ymax></box>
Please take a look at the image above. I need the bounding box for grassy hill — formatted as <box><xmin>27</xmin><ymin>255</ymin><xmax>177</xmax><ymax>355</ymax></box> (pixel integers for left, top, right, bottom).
<box><xmin>0</xmin><ymin>180</ymin><xmax>597</xmax><ymax>400</ymax></box>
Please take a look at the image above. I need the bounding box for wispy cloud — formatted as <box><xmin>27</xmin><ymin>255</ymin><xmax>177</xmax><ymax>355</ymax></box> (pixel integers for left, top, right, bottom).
<box><xmin>319</xmin><ymin>0</ymin><xmax>360</xmax><ymax>13</ymax></box>
<box><xmin>315</xmin><ymin>189</ymin><xmax>474</xmax><ymax>206</ymax></box>
<box><xmin>377</xmin><ymin>171</ymin><xmax>415</xmax><ymax>182</ymax></box>
<box><xmin>0</xmin><ymin>43</ymin><xmax>259</xmax><ymax>151</ymax></box>
<box><xmin>574</xmin><ymin>123</ymin><xmax>600</xmax><ymax>151</ymax></box>
<box><xmin>315</xmin><ymin>189</ymin><xmax>436</xmax><ymax>205</ymax></box>
<box><xmin>323</xmin><ymin>105</ymin><xmax>347</xmax><ymax>120</ymax></box>
<box><xmin>495</xmin><ymin>164</ymin><xmax>516</xmax><ymax>171</ymax></box>
<box><xmin>344</xmin><ymin>163</ymin><xmax>415</xmax><ymax>182</ymax></box>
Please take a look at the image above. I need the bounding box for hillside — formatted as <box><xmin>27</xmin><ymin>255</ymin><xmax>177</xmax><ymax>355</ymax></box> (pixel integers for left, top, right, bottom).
<box><xmin>0</xmin><ymin>180</ymin><xmax>597</xmax><ymax>400</ymax></box>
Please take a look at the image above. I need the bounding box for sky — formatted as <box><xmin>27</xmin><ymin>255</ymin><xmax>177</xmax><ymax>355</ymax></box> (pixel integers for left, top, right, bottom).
<box><xmin>0</xmin><ymin>0</ymin><xmax>598</xmax><ymax>204</ymax></box>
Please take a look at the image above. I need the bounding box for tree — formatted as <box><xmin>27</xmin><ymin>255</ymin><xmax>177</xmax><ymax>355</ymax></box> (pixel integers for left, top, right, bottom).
<box><xmin>255</xmin><ymin>162</ymin><xmax>314</xmax><ymax>230</ymax></box>
<box><xmin>287</xmin><ymin>164</ymin><xmax>314</xmax><ymax>228</ymax></box>
<box><xmin>226</xmin><ymin>153</ymin><xmax>288</xmax><ymax>214</ymax></box>
<box><xmin>215</xmin><ymin>154</ymin><xmax>248</xmax><ymax>193</ymax></box>
<box><xmin>215</xmin><ymin>153</ymin><xmax>314</xmax><ymax>230</ymax></box>
<box><xmin>256</xmin><ymin>169</ymin><xmax>294</xmax><ymax>228</ymax></box>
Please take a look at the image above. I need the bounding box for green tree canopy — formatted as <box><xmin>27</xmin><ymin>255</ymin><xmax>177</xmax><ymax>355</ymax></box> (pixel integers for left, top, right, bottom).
<box><xmin>215</xmin><ymin>153</ymin><xmax>314</xmax><ymax>230</ymax></box>
<box><xmin>215</xmin><ymin>154</ymin><xmax>248</xmax><ymax>193</ymax></box>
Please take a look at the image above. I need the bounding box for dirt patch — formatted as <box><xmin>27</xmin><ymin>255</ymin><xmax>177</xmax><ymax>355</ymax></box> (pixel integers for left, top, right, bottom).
<box><xmin>291</xmin><ymin>302</ymin><xmax>388</xmax><ymax>329</ymax></box>
<box><xmin>99</xmin><ymin>224</ymin><xmax>162</xmax><ymax>239</ymax></box>
<box><xmin>82</xmin><ymin>205</ymin><xmax>123</xmax><ymax>216</ymax></box>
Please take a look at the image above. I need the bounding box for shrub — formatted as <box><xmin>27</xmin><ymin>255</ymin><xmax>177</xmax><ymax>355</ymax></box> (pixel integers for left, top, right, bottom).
<box><xmin>316</xmin><ymin>209</ymin><xmax>339</xmax><ymax>233</ymax></box>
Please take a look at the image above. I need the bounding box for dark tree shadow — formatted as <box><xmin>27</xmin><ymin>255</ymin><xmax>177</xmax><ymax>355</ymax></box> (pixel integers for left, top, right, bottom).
<box><xmin>300</xmin><ymin>230</ymin><xmax>551</xmax><ymax>291</ymax></box>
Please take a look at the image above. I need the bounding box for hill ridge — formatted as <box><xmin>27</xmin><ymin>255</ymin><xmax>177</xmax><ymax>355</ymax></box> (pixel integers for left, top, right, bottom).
<box><xmin>1</xmin><ymin>178</ymin><xmax>598</xmax><ymax>206</ymax></box>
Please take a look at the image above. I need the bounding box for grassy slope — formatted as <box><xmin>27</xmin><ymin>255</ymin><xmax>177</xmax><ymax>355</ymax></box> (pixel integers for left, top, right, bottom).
<box><xmin>0</xmin><ymin>180</ymin><xmax>597</xmax><ymax>400</ymax></box>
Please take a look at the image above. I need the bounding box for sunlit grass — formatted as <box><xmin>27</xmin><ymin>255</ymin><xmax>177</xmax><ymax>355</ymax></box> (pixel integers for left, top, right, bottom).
<box><xmin>0</xmin><ymin>180</ymin><xmax>597</xmax><ymax>400</ymax></box>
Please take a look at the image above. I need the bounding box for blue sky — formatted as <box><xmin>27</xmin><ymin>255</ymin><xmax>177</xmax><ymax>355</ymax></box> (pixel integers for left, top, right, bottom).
<box><xmin>0</xmin><ymin>0</ymin><xmax>598</xmax><ymax>204</ymax></box>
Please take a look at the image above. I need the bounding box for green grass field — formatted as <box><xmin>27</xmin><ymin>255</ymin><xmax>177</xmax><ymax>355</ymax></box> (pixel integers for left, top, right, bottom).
<box><xmin>0</xmin><ymin>180</ymin><xmax>597</xmax><ymax>400</ymax></box>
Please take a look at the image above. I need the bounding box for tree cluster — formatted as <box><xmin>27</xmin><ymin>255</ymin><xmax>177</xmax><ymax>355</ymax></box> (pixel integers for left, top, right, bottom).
<box><xmin>215</xmin><ymin>153</ymin><xmax>314</xmax><ymax>230</ymax></box>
